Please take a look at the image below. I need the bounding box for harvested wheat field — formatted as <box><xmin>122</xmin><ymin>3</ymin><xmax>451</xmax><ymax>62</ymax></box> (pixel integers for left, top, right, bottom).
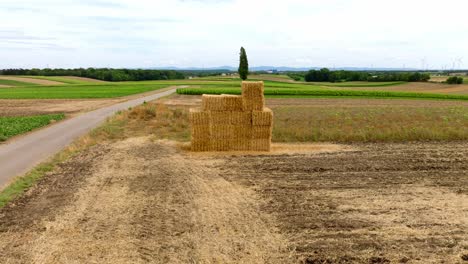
<box><xmin>0</xmin><ymin>76</ymin><xmax>65</xmax><ymax>86</ymax></box>
<box><xmin>0</xmin><ymin>136</ymin><xmax>467</xmax><ymax>263</ymax></box>
<box><xmin>342</xmin><ymin>82</ymin><xmax>468</xmax><ymax>95</ymax></box>
<box><xmin>0</xmin><ymin>99</ymin><xmax>124</xmax><ymax>117</ymax></box>
<box><xmin>62</xmin><ymin>76</ymin><xmax>108</xmax><ymax>83</ymax></box>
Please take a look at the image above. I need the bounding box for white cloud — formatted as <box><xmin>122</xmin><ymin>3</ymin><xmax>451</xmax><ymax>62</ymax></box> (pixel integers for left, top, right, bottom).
<box><xmin>1</xmin><ymin>0</ymin><xmax>467</xmax><ymax>69</ymax></box>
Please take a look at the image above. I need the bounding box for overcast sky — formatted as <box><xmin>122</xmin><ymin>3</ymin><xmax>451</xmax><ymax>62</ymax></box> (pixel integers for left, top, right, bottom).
<box><xmin>1</xmin><ymin>0</ymin><xmax>467</xmax><ymax>69</ymax></box>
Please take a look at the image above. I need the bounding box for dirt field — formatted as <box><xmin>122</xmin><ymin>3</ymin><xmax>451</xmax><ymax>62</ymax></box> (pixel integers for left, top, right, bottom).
<box><xmin>343</xmin><ymin>82</ymin><xmax>468</xmax><ymax>95</ymax></box>
<box><xmin>0</xmin><ymin>99</ymin><xmax>124</xmax><ymax>117</ymax></box>
<box><xmin>62</xmin><ymin>76</ymin><xmax>108</xmax><ymax>83</ymax></box>
<box><xmin>0</xmin><ymin>76</ymin><xmax>64</xmax><ymax>86</ymax></box>
<box><xmin>430</xmin><ymin>76</ymin><xmax>448</xmax><ymax>83</ymax></box>
<box><xmin>0</xmin><ymin>137</ymin><xmax>466</xmax><ymax>263</ymax></box>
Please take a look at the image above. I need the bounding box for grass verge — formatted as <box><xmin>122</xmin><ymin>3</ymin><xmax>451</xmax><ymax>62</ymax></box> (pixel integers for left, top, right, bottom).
<box><xmin>0</xmin><ymin>113</ymin><xmax>65</xmax><ymax>141</ymax></box>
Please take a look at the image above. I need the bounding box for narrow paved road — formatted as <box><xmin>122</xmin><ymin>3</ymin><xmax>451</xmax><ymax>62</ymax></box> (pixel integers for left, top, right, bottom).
<box><xmin>0</xmin><ymin>87</ymin><xmax>177</xmax><ymax>188</ymax></box>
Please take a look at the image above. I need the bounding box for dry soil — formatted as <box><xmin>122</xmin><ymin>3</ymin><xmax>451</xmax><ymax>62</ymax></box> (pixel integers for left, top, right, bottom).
<box><xmin>0</xmin><ymin>99</ymin><xmax>124</xmax><ymax>117</ymax></box>
<box><xmin>1</xmin><ymin>138</ymin><xmax>466</xmax><ymax>263</ymax></box>
<box><xmin>0</xmin><ymin>76</ymin><xmax>64</xmax><ymax>86</ymax></box>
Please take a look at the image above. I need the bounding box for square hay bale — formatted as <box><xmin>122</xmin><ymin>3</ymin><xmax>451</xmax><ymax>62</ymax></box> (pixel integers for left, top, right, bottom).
<box><xmin>230</xmin><ymin>111</ymin><xmax>252</xmax><ymax>125</ymax></box>
<box><xmin>252</xmin><ymin>126</ymin><xmax>272</xmax><ymax>139</ymax></box>
<box><xmin>242</xmin><ymin>81</ymin><xmax>264</xmax><ymax>99</ymax></box>
<box><xmin>202</xmin><ymin>94</ymin><xmax>244</xmax><ymax>111</ymax></box>
<box><xmin>243</xmin><ymin>97</ymin><xmax>265</xmax><ymax>111</ymax></box>
<box><xmin>202</xmin><ymin>95</ymin><xmax>225</xmax><ymax>111</ymax></box>
<box><xmin>189</xmin><ymin>108</ymin><xmax>210</xmax><ymax>125</ymax></box>
<box><xmin>210</xmin><ymin>111</ymin><xmax>231</xmax><ymax>125</ymax></box>
<box><xmin>233</xmin><ymin>125</ymin><xmax>253</xmax><ymax>139</ymax></box>
<box><xmin>211</xmin><ymin>125</ymin><xmax>233</xmax><ymax>139</ymax></box>
<box><xmin>212</xmin><ymin>140</ymin><xmax>230</xmax><ymax>151</ymax></box>
<box><xmin>191</xmin><ymin>138</ymin><xmax>212</xmax><ymax>152</ymax></box>
<box><xmin>229</xmin><ymin>138</ymin><xmax>252</xmax><ymax>151</ymax></box>
<box><xmin>221</xmin><ymin>94</ymin><xmax>244</xmax><ymax>111</ymax></box>
<box><xmin>191</xmin><ymin>125</ymin><xmax>211</xmax><ymax>139</ymax></box>
<box><xmin>251</xmin><ymin>138</ymin><xmax>271</xmax><ymax>151</ymax></box>
<box><xmin>252</xmin><ymin>108</ymin><xmax>273</xmax><ymax>126</ymax></box>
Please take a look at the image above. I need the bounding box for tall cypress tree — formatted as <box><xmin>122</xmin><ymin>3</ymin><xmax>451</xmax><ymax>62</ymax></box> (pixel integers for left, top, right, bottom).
<box><xmin>238</xmin><ymin>47</ymin><xmax>249</xmax><ymax>80</ymax></box>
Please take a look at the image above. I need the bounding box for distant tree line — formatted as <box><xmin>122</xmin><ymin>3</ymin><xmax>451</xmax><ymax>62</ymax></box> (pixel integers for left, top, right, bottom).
<box><xmin>290</xmin><ymin>68</ymin><xmax>431</xmax><ymax>82</ymax></box>
<box><xmin>446</xmin><ymin>76</ymin><xmax>464</xmax><ymax>84</ymax></box>
<box><xmin>285</xmin><ymin>72</ymin><xmax>304</xmax><ymax>81</ymax></box>
<box><xmin>180</xmin><ymin>70</ymin><xmax>230</xmax><ymax>77</ymax></box>
<box><xmin>0</xmin><ymin>68</ymin><xmax>185</xmax><ymax>82</ymax></box>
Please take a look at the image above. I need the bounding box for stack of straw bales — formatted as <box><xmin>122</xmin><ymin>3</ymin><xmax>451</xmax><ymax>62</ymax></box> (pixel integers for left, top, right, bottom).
<box><xmin>190</xmin><ymin>81</ymin><xmax>273</xmax><ymax>151</ymax></box>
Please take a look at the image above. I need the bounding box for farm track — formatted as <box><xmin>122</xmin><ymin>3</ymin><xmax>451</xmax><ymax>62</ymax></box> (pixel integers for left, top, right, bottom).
<box><xmin>0</xmin><ymin>139</ymin><xmax>467</xmax><ymax>263</ymax></box>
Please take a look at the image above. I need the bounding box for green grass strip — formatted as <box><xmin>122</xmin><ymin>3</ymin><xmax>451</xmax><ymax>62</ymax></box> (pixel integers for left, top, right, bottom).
<box><xmin>0</xmin><ymin>162</ymin><xmax>56</xmax><ymax>208</ymax></box>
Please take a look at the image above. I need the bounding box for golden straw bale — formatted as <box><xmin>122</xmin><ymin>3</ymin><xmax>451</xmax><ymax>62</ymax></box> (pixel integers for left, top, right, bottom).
<box><xmin>191</xmin><ymin>125</ymin><xmax>211</xmax><ymax>139</ymax></box>
<box><xmin>252</xmin><ymin>126</ymin><xmax>272</xmax><ymax>139</ymax></box>
<box><xmin>211</xmin><ymin>125</ymin><xmax>233</xmax><ymax>139</ymax></box>
<box><xmin>241</xmin><ymin>81</ymin><xmax>264</xmax><ymax>98</ymax></box>
<box><xmin>212</xmin><ymin>140</ymin><xmax>230</xmax><ymax>151</ymax></box>
<box><xmin>251</xmin><ymin>138</ymin><xmax>271</xmax><ymax>151</ymax></box>
<box><xmin>243</xmin><ymin>97</ymin><xmax>265</xmax><ymax>111</ymax></box>
<box><xmin>233</xmin><ymin>125</ymin><xmax>253</xmax><ymax>139</ymax></box>
<box><xmin>229</xmin><ymin>138</ymin><xmax>252</xmax><ymax>151</ymax></box>
<box><xmin>189</xmin><ymin>108</ymin><xmax>210</xmax><ymax>125</ymax></box>
<box><xmin>220</xmin><ymin>94</ymin><xmax>244</xmax><ymax>111</ymax></box>
<box><xmin>252</xmin><ymin>108</ymin><xmax>273</xmax><ymax>126</ymax></box>
<box><xmin>230</xmin><ymin>111</ymin><xmax>252</xmax><ymax>125</ymax></box>
<box><xmin>202</xmin><ymin>95</ymin><xmax>225</xmax><ymax>111</ymax></box>
<box><xmin>191</xmin><ymin>138</ymin><xmax>212</xmax><ymax>152</ymax></box>
<box><xmin>210</xmin><ymin>111</ymin><xmax>232</xmax><ymax>124</ymax></box>
<box><xmin>202</xmin><ymin>94</ymin><xmax>244</xmax><ymax>111</ymax></box>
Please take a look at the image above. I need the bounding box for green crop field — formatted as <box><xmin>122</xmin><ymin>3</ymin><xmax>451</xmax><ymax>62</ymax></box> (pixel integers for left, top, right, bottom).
<box><xmin>0</xmin><ymin>76</ymin><xmax>466</xmax><ymax>100</ymax></box>
<box><xmin>0</xmin><ymin>113</ymin><xmax>65</xmax><ymax>141</ymax></box>
<box><xmin>0</xmin><ymin>79</ymin><xmax>39</xmax><ymax>86</ymax></box>
<box><xmin>0</xmin><ymin>83</ymin><xmax>169</xmax><ymax>99</ymax></box>
<box><xmin>176</xmin><ymin>87</ymin><xmax>468</xmax><ymax>100</ymax></box>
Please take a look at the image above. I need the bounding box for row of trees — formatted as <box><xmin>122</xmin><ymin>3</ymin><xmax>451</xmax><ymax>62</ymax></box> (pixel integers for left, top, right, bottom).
<box><xmin>0</xmin><ymin>68</ymin><xmax>185</xmax><ymax>82</ymax></box>
<box><xmin>446</xmin><ymin>76</ymin><xmax>464</xmax><ymax>84</ymax></box>
<box><xmin>301</xmin><ymin>68</ymin><xmax>431</xmax><ymax>82</ymax></box>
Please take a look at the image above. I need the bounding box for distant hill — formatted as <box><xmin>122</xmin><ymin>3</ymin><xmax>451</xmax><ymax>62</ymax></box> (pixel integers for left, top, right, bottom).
<box><xmin>149</xmin><ymin>66</ymin><xmax>420</xmax><ymax>72</ymax></box>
